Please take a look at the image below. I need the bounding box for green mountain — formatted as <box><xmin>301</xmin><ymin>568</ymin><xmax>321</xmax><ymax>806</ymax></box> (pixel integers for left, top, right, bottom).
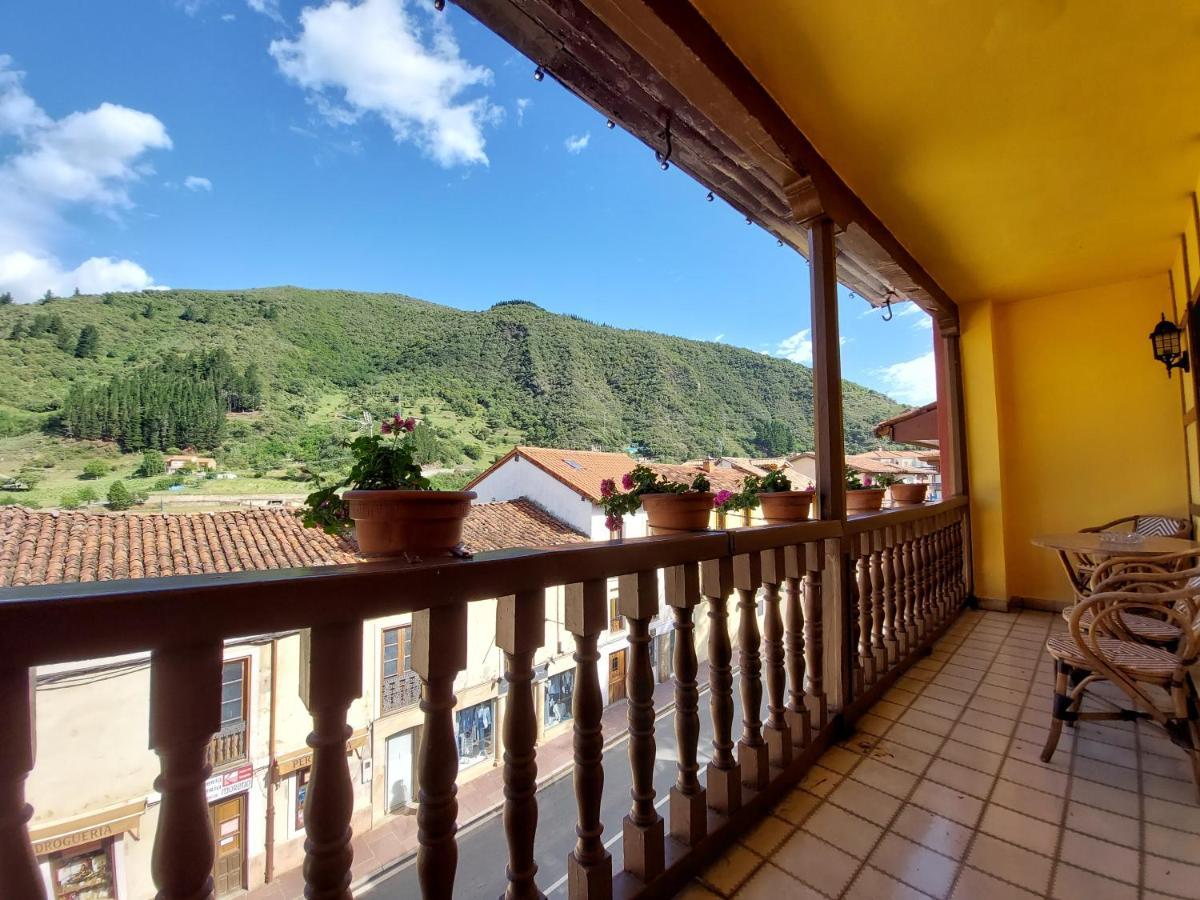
<box><xmin>0</xmin><ymin>287</ymin><xmax>905</xmax><ymax>475</ymax></box>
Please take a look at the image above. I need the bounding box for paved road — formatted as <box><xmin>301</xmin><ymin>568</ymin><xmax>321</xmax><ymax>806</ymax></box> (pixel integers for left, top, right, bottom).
<box><xmin>364</xmin><ymin>676</ymin><xmax>761</xmax><ymax>898</ymax></box>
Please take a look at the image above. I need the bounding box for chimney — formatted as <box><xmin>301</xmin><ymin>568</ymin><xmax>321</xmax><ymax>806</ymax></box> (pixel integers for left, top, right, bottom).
<box><xmin>702</xmin><ymin>457</ymin><xmax>715</xmax><ymax>473</ymax></box>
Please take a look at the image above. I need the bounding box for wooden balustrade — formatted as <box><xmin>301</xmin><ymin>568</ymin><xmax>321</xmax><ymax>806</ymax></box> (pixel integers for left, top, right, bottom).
<box><xmin>0</xmin><ymin>498</ymin><xmax>968</xmax><ymax>900</ymax></box>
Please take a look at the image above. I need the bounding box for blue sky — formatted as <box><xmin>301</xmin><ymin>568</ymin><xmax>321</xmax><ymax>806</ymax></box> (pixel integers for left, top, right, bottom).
<box><xmin>0</xmin><ymin>0</ymin><xmax>934</xmax><ymax>404</ymax></box>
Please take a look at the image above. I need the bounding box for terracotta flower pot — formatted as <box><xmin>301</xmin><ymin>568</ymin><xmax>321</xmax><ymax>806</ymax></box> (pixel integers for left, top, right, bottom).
<box><xmin>641</xmin><ymin>492</ymin><xmax>714</xmax><ymax>534</ymax></box>
<box><xmin>845</xmin><ymin>488</ymin><xmax>886</xmax><ymax>514</ymax></box>
<box><xmin>758</xmin><ymin>491</ymin><xmax>814</xmax><ymax>524</ymax></box>
<box><xmin>888</xmin><ymin>482</ymin><xmax>928</xmax><ymax>506</ymax></box>
<box><xmin>345</xmin><ymin>489</ymin><xmax>476</xmax><ymax>558</ymax></box>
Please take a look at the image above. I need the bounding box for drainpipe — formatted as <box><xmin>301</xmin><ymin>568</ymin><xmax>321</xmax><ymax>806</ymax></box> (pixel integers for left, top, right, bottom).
<box><xmin>264</xmin><ymin>637</ymin><xmax>279</xmax><ymax>882</ymax></box>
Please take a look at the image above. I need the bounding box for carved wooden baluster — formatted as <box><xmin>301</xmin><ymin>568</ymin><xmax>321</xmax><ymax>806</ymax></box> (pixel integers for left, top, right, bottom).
<box><xmin>869</xmin><ymin>531</ymin><xmax>887</xmax><ymax>674</ymax></box>
<box><xmin>300</xmin><ymin>622</ymin><xmax>362</xmax><ymax>900</ymax></box>
<box><xmin>802</xmin><ymin>544</ymin><xmax>827</xmax><ymax>729</ymax></box>
<box><xmin>935</xmin><ymin>518</ymin><xmax>949</xmax><ymax>622</ymax></box>
<box><xmin>664</xmin><ymin>563</ymin><xmax>706</xmax><ymax>846</ymax></box>
<box><xmin>564</xmin><ymin>581</ymin><xmax>612</xmax><ymax>898</ymax></box>
<box><xmin>902</xmin><ymin>525</ymin><xmax>919</xmax><ymax>649</ymax></box>
<box><xmin>498</xmin><ymin>591</ymin><xmax>545</xmax><ymax>899</ymax></box>
<box><xmin>734</xmin><ymin>554</ymin><xmax>768</xmax><ymax>790</ymax></box>
<box><xmin>0</xmin><ymin>668</ymin><xmax>45</xmax><ymax>900</ymax></box>
<box><xmin>922</xmin><ymin>521</ymin><xmax>936</xmax><ymax>630</ymax></box>
<box><xmin>782</xmin><ymin>546</ymin><xmax>810</xmax><ymax>748</ymax></box>
<box><xmin>701</xmin><ymin>557</ymin><xmax>741</xmax><ymax>814</ymax></box>
<box><xmin>760</xmin><ymin>547</ymin><xmax>792</xmax><ymax>769</ymax></box>
<box><xmin>855</xmin><ymin>535</ymin><xmax>874</xmax><ymax>687</ymax></box>
<box><xmin>618</xmin><ymin>571</ymin><xmax>664</xmax><ymax>882</ymax></box>
<box><xmin>955</xmin><ymin>516</ymin><xmax>967</xmax><ymax>605</ymax></box>
<box><xmin>149</xmin><ymin>643</ymin><xmax>221</xmax><ymax>900</ymax></box>
<box><xmin>881</xmin><ymin>527</ymin><xmax>898</xmax><ymax>664</ymax></box>
<box><xmin>913</xmin><ymin>521</ymin><xmax>929</xmax><ymax>637</ymax></box>
<box><xmin>414</xmin><ymin>603</ymin><xmax>468</xmax><ymax>900</ymax></box>
<box><xmin>847</xmin><ymin>545</ymin><xmax>862</xmax><ymax>696</ymax></box>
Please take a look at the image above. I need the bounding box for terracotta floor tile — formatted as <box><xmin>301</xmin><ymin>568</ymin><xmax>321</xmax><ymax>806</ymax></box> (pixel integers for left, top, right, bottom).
<box><xmin>898</xmin><ymin>708</ymin><xmax>955</xmax><ymax>737</ymax></box>
<box><xmin>887</xmin><ymin>723</ymin><xmax>948</xmax><ymax>755</ymax></box>
<box><xmin>1071</xmin><ymin>756</ymin><xmax>1141</xmax><ymax>794</ymax></box>
<box><xmin>1050</xmin><ymin>863</ymin><xmax>1139</xmax><ymax>900</ymax></box>
<box><xmin>966</xmin><ymin>832</ymin><xmax>1052</xmax><ymax>894</ymax></box>
<box><xmin>770</xmin><ymin>831</ymin><xmax>859</xmax><ymax>896</ymax></box>
<box><xmin>828</xmin><ymin>775</ymin><xmax>904</xmax><ymax>826</ymax></box>
<box><xmin>999</xmin><ymin>757</ymin><xmax>1069</xmax><ymax>796</ymax></box>
<box><xmin>978</xmin><ymin>804</ymin><xmax>1060</xmax><ymax>853</ymax></box>
<box><xmin>802</xmin><ymin>800</ymin><xmax>883</xmax><ymax>859</ymax></box>
<box><xmin>1143</xmin><ymin>851</ymin><xmax>1200</xmax><ymax>899</ymax></box>
<box><xmin>989</xmin><ymin>777</ymin><xmax>1063</xmax><ymax>823</ymax></box>
<box><xmin>925</xmin><ymin>758</ymin><xmax>995</xmax><ymax>800</ymax></box>
<box><xmin>852</xmin><ymin>758</ymin><xmax>921</xmax><ymax>799</ymax></box>
<box><xmin>950</xmin><ymin>865</ymin><xmax>1041</xmax><ymax>900</ymax></box>
<box><xmin>732</xmin><ymin>863</ymin><xmax>825</xmax><ymax>900</ymax></box>
<box><xmin>1144</xmin><ymin>796</ymin><xmax>1200</xmax><ymax>835</ymax></box>
<box><xmin>773</xmin><ymin>788</ymin><xmax>822</xmax><ymax>826</ymax></box>
<box><xmin>1059</xmin><ymin>830</ymin><xmax>1140</xmax><ymax>885</ymax></box>
<box><xmin>910</xmin><ymin>779</ymin><xmax>985</xmax><ymax>827</ymax></box>
<box><xmin>958</xmin><ymin>708</ymin><xmax>1016</xmax><ymax>737</ymax></box>
<box><xmin>948</xmin><ymin>722</ymin><xmax>1009</xmax><ymax>755</ymax></box>
<box><xmin>873</xmin><ymin>700</ymin><xmax>910</xmax><ymax>721</ymax></box>
<box><xmin>798</xmin><ymin>765</ymin><xmax>842</xmax><ymax>798</ymax></box>
<box><xmin>1068</xmin><ymin>778</ymin><xmax>1141</xmax><ymax>819</ymax></box>
<box><xmin>909</xmin><ymin>695</ymin><xmax>963</xmax><ymax>720</ymax></box>
<box><xmin>678</xmin><ymin>884</ymin><xmax>723</xmax><ymax>899</ymax></box>
<box><xmin>818</xmin><ymin>745</ymin><xmax>864</xmax><ymax>775</ymax></box>
<box><xmin>844</xmin><ymin>864</ymin><xmax>933</xmax><ymax>900</ymax></box>
<box><xmin>1065</xmin><ymin>801</ymin><xmax>1138</xmax><ymax>849</ymax></box>
<box><xmin>740</xmin><ymin>814</ymin><xmax>794</xmax><ymax>858</ymax></box>
<box><xmin>862</xmin><ymin>738</ymin><xmax>934</xmax><ymax>775</ymax></box>
<box><xmin>1145</xmin><ymin>822</ymin><xmax>1200</xmax><ymax>862</ymax></box>
<box><xmin>891</xmin><ymin>803</ymin><xmax>973</xmax><ymax>860</ymax></box>
<box><xmin>701</xmin><ymin>845</ymin><xmax>763</xmax><ymax>895</ymax></box>
<box><xmin>856</xmin><ymin>712</ymin><xmax>895</xmax><ymax>737</ymax></box>
<box><xmin>868</xmin><ymin>833</ymin><xmax>959</xmax><ymax>898</ymax></box>
<box><xmin>937</xmin><ymin>739</ymin><xmax>1003</xmax><ymax>776</ymax></box>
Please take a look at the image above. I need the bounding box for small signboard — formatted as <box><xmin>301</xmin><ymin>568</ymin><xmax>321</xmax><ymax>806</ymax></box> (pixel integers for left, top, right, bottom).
<box><xmin>205</xmin><ymin>764</ymin><xmax>254</xmax><ymax>803</ymax></box>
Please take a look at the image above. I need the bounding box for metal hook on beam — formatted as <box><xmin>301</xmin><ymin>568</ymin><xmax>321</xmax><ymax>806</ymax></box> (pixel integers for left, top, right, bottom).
<box><xmin>881</xmin><ymin>293</ymin><xmax>895</xmax><ymax>322</ymax></box>
<box><xmin>655</xmin><ymin>113</ymin><xmax>673</xmax><ymax>171</ymax></box>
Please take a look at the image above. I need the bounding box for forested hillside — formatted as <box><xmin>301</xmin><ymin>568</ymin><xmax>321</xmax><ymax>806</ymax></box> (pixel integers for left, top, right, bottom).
<box><xmin>0</xmin><ymin>288</ymin><xmax>905</xmax><ymax>483</ymax></box>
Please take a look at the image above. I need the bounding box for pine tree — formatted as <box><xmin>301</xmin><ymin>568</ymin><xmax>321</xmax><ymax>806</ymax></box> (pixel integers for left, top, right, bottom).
<box><xmin>106</xmin><ymin>480</ymin><xmax>133</xmax><ymax>510</ymax></box>
<box><xmin>74</xmin><ymin>324</ymin><xmax>100</xmax><ymax>358</ymax></box>
<box><xmin>0</xmin><ymin>292</ymin><xmax>12</xmax><ymax>305</ymax></box>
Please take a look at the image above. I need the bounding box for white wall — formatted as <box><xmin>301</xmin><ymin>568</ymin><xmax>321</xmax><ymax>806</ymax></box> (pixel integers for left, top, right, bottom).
<box><xmin>470</xmin><ymin>457</ymin><xmax>595</xmax><ymax>535</ymax></box>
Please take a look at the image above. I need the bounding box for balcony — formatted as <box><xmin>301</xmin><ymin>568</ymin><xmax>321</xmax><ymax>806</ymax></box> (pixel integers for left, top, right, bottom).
<box><xmin>381</xmin><ymin>671</ymin><xmax>423</xmax><ymax>717</ymax></box>
<box><xmin>206</xmin><ymin>720</ymin><xmax>248</xmax><ymax>771</ymax></box>
<box><xmin>0</xmin><ymin>498</ymin><xmax>972</xmax><ymax>898</ymax></box>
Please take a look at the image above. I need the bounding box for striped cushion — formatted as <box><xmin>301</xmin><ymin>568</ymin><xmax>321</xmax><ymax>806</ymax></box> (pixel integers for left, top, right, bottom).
<box><xmin>1046</xmin><ymin>633</ymin><xmax>1181</xmax><ymax>681</ymax></box>
<box><xmin>1062</xmin><ymin>607</ymin><xmax>1181</xmax><ymax>642</ymax></box>
<box><xmin>1134</xmin><ymin>515</ymin><xmax>1188</xmax><ymax>538</ymax></box>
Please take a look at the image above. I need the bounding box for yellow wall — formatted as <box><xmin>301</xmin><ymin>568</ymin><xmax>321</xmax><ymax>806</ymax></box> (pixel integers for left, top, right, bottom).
<box><xmin>962</xmin><ymin>273</ymin><xmax>1188</xmax><ymax>607</ymax></box>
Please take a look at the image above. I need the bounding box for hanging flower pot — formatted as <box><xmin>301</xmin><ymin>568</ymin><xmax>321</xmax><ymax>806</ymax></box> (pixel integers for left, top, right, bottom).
<box><xmin>344</xmin><ymin>489</ymin><xmax>475</xmax><ymax>558</ymax></box>
<box><xmin>301</xmin><ymin>414</ymin><xmax>475</xmax><ymax>559</ymax></box>
<box><xmin>641</xmin><ymin>492</ymin><xmax>715</xmax><ymax>533</ymax></box>
<box><xmin>888</xmin><ymin>482</ymin><xmax>928</xmax><ymax>506</ymax></box>
<box><xmin>846</xmin><ymin>488</ymin><xmax>886</xmax><ymax>513</ymax></box>
<box><xmin>758</xmin><ymin>490</ymin><xmax>814</xmax><ymax>523</ymax></box>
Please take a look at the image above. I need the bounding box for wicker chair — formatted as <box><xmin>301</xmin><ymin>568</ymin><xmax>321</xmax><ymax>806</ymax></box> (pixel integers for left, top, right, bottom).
<box><xmin>1055</xmin><ymin>515</ymin><xmax>1193</xmax><ymax>595</ymax></box>
<box><xmin>1042</xmin><ymin>571</ymin><xmax>1200</xmax><ymax>799</ymax></box>
<box><xmin>1061</xmin><ymin>550</ymin><xmax>1200</xmax><ymax>645</ymax></box>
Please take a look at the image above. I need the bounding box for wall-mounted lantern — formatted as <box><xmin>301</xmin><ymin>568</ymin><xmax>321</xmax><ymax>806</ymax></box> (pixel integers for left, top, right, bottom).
<box><xmin>1150</xmin><ymin>314</ymin><xmax>1189</xmax><ymax>376</ymax></box>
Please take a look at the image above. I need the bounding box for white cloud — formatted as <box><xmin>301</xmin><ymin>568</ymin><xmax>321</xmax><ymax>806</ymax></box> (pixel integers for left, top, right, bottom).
<box><xmin>0</xmin><ymin>57</ymin><xmax>169</xmax><ymax>302</ymax></box>
<box><xmin>873</xmin><ymin>351</ymin><xmax>937</xmax><ymax>405</ymax></box>
<box><xmin>515</xmin><ymin>97</ymin><xmax>531</xmax><ymax>126</ymax></box>
<box><xmin>183</xmin><ymin>175</ymin><xmax>212</xmax><ymax>191</ymax></box>
<box><xmin>775</xmin><ymin>329</ymin><xmax>813</xmax><ymax>365</ymax></box>
<box><xmin>246</xmin><ymin>0</ymin><xmax>282</xmax><ymax>19</ymax></box>
<box><xmin>914</xmin><ymin>316</ymin><xmax>932</xmax><ymax>330</ymax></box>
<box><xmin>221</xmin><ymin>13</ymin><xmax>237</xmax><ymax>22</ymax></box>
<box><xmin>269</xmin><ymin>0</ymin><xmax>501</xmax><ymax>167</ymax></box>
<box><xmin>564</xmin><ymin>132</ymin><xmax>590</xmax><ymax>154</ymax></box>
<box><xmin>712</xmin><ymin>333</ymin><xmax>725</xmax><ymax>342</ymax></box>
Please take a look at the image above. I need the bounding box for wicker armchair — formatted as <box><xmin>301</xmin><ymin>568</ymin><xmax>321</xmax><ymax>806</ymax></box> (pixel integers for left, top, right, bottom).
<box><xmin>1055</xmin><ymin>515</ymin><xmax>1193</xmax><ymax>596</ymax></box>
<box><xmin>1042</xmin><ymin>573</ymin><xmax>1200</xmax><ymax>798</ymax></box>
<box><xmin>1062</xmin><ymin>550</ymin><xmax>1200</xmax><ymax>645</ymax></box>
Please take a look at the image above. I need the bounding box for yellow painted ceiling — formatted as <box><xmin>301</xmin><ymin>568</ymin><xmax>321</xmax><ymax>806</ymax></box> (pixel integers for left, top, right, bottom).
<box><xmin>692</xmin><ymin>1</ymin><xmax>1200</xmax><ymax>304</ymax></box>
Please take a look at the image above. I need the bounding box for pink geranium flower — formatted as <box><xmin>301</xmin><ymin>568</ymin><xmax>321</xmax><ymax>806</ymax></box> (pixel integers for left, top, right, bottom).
<box><xmin>600</xmin><ymin>478</ymin><xmax>615</xmax><ymax>498</ymax></box>
<box><xmin>621</xmin><ymin>472</ymin><xmax>635</xmax><ymax>491</ymax></box>
<box><xmin>605</xmin><ymin>514</ymin><xmax>622</xmax><ymax>534</ymax></box>
<box><xmin>403</xmin><ymin>416</ymin><xmax>417</xmax><ymax>432</ymax></box>
<box><xmin>381</xmin><ymin>420</ymin><xmax>393</xmax><ymax>435</ymax></box>
<box><xmin>713</xmin><ymin>489</ymin><xmax>733</xmax><ymax>508</ymax></box>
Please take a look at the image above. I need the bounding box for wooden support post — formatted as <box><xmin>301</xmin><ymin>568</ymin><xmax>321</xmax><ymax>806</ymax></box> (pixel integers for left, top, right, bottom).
<box><xmin>701</xmin><ymin>557</ymin><xmax>741</xmax><ymax>814</ymax></box>
<box><xmin>497</xmin><ymin>591</ymin><xmax>546</xmax><ymax>900</ymax></box>
<box><xmin>618</xmin><ymin>571</ymin><xmax>664</xmax><ymax>882</ymax></box>
<box><xmin>809</xmin><ymin>216</ymin><xmax>847</xmax><ymax>523</ymax></box>
<box><xmin>413</xmin><ymin>603</ymin><xmax>468</xmax><ymax>900</ymax></box>
<box><xmin>299</xmin><ymin>622</ymin><xmax>362</xmax><ymax>900</ymax></box>
<box><xmin>0</xmin><ymin>668</ymin><xmax>45</xmax><ymax>900</ymax></box>
<box><xmin>733</xmin><ymin>553</ymin><xmax>768</xmax><ymax>790</ymax></box>
<box><xmin>936</xmin><ymin>323</ymin><xmax>969</xmax><ymax>499</ymax></box>
<box><xmin>564</xmin><ymin>581</ymin><xmax>612</xmax><ymax>899</ymax></box>
<box><xmin>823</xmin><ymin>538</ymin><xmax>852</xmax><ymax>715</ymax></box>
<box><xmin>760</xmin><ymin>547</ymin><xmax>792</xmax><ymax>768</ymax></box>
<box><xmin>783</xmin><ymin>546</ymin><xmax>810</xmax><ymax>747</ymax></box>
<box><xmin>149</xmin><ymin>643</ymin><xmax>222</xmax><ymax>900</ymax></box>
<box><xmin>664</xmin><ymin>564</ymin><xmax>706</xmax><ymax>846</ymax></box>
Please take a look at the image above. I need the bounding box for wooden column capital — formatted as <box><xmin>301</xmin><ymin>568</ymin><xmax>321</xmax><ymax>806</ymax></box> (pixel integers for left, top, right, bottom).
<box><xmin>664</xmin><ymin>563</ymin><xmax>701</xmax><ymax>610</ymax></box>
<box><xmin>733</xmin><ymin>553</ymin><xmax>762</xmax><ymax>593</ymax></box>
<box><xmin>760</xmin><ymin>546</ymin><xmax>787</xmax><ymax>587</ymax></box>
<box><xmin>701</xmin><ymin>557</ymin><xmax>734</xmax><ymax>600</ymax></box>
<box><xmin>618</xmin><ymin>570</ymin><xmax>659</xmax><ymax>620</ymax></box>
<box><xmin>498</xmin><ymin>590</ymin><xmax>546</xmax><ymax>655</ymax></box>
<box><xmin>565</xmin><ymin>581</ymin><xmax>608</xmax><ymax>637</ymax></box>
<box><xmin>412</xmin><ymin>603</ymin><xmax>468</xmax><ymax>680</ymax></box>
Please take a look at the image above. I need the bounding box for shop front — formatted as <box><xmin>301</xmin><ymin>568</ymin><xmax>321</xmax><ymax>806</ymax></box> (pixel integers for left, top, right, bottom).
<box><xmin>205</xmin><ymin>763</ymin><xmax>254</xmax><ymax>897</ymax></box>
<box><xmin>32</xmin><ymin>799</ymin><xmax>146</xmax><ymax>899</ymax></box>
<box><xmin>455</xmin><ymin>700</ymin><xmax>495</xmax><ymax>771</ymax></box>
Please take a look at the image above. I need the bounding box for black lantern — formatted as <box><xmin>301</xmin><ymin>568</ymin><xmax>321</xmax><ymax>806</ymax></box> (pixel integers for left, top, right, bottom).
<box><xmin>1149</xmin><ymin>314</ymin><xmax>1189</xmax><ymax>376</ymax></box>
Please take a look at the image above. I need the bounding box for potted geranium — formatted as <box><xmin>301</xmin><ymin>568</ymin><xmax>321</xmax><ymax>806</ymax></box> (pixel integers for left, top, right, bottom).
<box><xmin>845</xmin><ymin>467</ymin><xmax>886</xmax><ymax>513</ymax></box>
<box><xmin>713</xmin><ymin>468</ymin><xmax>815</xmax><ymax>523</ymax></box>
<box><xmin>600</xmin><ymin>464</ymin><xmax>712</xmax><ymax>535</ymax></box>
<box><xmin>888</xmin><ymin>479</ymin><xmax>928</xmax><ymax>506</ymax></box>
<box><xmin>300</xmin><ymin>415</ymin><xmax>475</xmax><ymax>558</ymax></box>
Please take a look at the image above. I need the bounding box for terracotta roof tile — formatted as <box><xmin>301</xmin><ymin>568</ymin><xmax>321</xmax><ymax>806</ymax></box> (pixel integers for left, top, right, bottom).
<box><xmin>0</xmin><ymin>499</ymin><xmax>586</xmax><ymax>588</ymax></box>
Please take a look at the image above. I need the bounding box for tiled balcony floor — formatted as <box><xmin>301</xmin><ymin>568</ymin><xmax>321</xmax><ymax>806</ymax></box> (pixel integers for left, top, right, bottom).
<box><xmin>687</xmin><ymin>609</ymin><xmax>1200</xmax><ymax>900</ymax></box>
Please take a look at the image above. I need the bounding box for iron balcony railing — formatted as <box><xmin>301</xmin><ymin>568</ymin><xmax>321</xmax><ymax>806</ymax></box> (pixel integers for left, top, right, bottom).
<box><xmin>0</xmin><ymin>497</ymin><xmax>969</xmax><ymax>899</ymax></box>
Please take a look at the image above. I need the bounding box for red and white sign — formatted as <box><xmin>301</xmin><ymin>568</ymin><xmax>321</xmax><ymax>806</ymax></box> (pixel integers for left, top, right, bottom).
<box><xmin>206</xmin><ymin>764</ymin><xmax>254</xmax><ymax>803</ymax></box>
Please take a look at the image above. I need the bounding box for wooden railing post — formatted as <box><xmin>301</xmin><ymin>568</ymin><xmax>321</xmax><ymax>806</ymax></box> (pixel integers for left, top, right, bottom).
<box><xmin>497</xmin><ymin>591</ymin><xmax>546</xmax><ymax>900</ymax></box>
<box><xmin>701</xmin><ymin>557</ymin><xmax>741</xmax><ymax>814</ymax></box>
<box><xmin>916</xmin><ymin>520</ymin><xmax>931</xmax><ymax>636</ymax></box>
<box><xmin>299</xmin><ymin>622</ymin><xmax>362</xmax><ymax>900</ymax></box>
<box><xmin>823</xmin><ymin>538</ymin><xmax>852</xmax><ymax>715</ymax></box>
<box><xmin>760</xmin><ymin>548</ymin><xmax>792</xmax><ymax>768</ymax></box>
<box><xmin>783</xmin><ymin>546</ymin><xmax>810</xmax><ymax>748</ymax></box>
<box><xmin>0</xmin><ymin>668</ymin><xmax>45</xmax><ymax>900</ymax></box>
<box><xmin>902</xmin><ymin>526</ymin><xmax>919</xmax><ymax>648</ymax></box>
<box><xmin>869</xmin><ymin>531</ymin><xmax>887</xmax><ymax>674</ymax></box>
<box><xmin>618</xmin><ymin>571</ymin><xmax>664</xmax><ymax>882</ymax></box>
<box><xmin>733</xmin><ymin>553</ymin><xmax>768</xmax><ymax>790</ymax></box>
<box><xmin>564</xmin><ymin>581</ymin><xmax>612</xmax><ymax>899</ymax></box>
<box><xmin>664</xmin><ymin>564</ymin><xmax>706</xmax><ymax>846</ymax></box>
<box><xmin>149</xmin><ymin>643</ymin><xmax>222</xmax><ymax>900</ymax></box>
<box><xmin>802</xmin><ymin>544</ymin><xmax>827</xmax><ymax>729</ymax></box>
<box><xmin>854</xmin><ymin>534</ymin><xmax>874</xmax><ymax>688</ymax></box>
<box><xmin>882</xmin><ymin>526</ymin><xmax>899</xmax><ymax>664</ymax></box>
<box><xmin>413</xmin><ymin>603</ymin><xmax>468</xmax><ymax>900</ymax></box>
